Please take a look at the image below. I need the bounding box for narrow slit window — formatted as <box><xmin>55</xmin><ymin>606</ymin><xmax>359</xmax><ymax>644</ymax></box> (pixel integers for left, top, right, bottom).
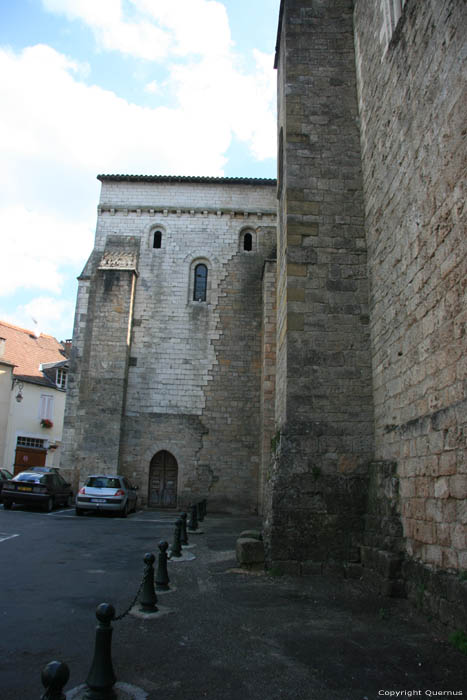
<box><xmin>243</xmin><ymin>233</ymin><xmax>253</xmax><ymax>251</ymax></box>
<box><xmin>153</xmin><ymin>231</ymin><xmax>162</xmax><ymax>249</ymax></box>
<box><xmin>193</xmin><ymin>264</ymin><xmax>208</xmax><ymax>302</ymax></box>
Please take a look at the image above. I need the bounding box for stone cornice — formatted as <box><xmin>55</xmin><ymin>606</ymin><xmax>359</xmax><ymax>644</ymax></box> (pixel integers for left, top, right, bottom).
<box><xmin>98</xmin><ymin>204</ymin><xmax>277</xmax><ymax>220</ymax></box>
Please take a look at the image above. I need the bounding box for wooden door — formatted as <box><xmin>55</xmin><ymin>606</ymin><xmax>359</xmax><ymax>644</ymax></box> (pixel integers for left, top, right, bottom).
<box><xmin>148</xmin><ymin>451</ymin><xmax>178</xmax><ymax>508</ymax></box>
<box><xmin>14</xmin><ymin>447</ymin><xmax>46</xmax><ymax>475</ymax></box>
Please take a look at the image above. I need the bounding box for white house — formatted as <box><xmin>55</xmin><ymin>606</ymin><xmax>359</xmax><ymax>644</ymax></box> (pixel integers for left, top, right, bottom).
<box><xmin>0</xmin><ymin>321</ymin><xmax>70</xmax><ymax>474</ymax></box>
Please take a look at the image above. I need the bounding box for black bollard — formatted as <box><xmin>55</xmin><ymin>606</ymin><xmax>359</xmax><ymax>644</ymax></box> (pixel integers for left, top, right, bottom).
<box><xmin>171</xmin><ymin>518</ymin><xmax>182</xmax><ymax>557</ymax></box>
<box><xmin>188</xmin><ymin>503</ymin><xmax>198</xmax><ymax>531</ymax></box>
<box><xmin>41</xmin><ymin>660</ymin><xmax>70</xmax><ymax>700</ymax></box>
<box><xmin>156</xmin><ymin>540</ymin><xmax>170</xmax><ymax>591</ymax></box>
<box><xmin>180</xmin><ymin>511</ymin><xmax>189</xmax><ymax>546</ymax></box>
<box><xmin>139</xmin><ymin>552</ymin><xmax>158</xmax><ymax>612</ymax></box>
<box><xmin>85</xmin><ymin>603</ymin><xmax>117</xmax><ymax>700</ymax></box>
<box><xmin>197</xmin><ymin>500</ymin><xmax>206</xmax><ymax>522</ymax></box>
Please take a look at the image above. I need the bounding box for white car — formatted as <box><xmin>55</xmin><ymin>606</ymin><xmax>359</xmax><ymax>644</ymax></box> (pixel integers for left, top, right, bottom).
<box><xmin>75</xmin><ymin>474</ymin><xmax>138</xmax><ymax>517</ymax></box>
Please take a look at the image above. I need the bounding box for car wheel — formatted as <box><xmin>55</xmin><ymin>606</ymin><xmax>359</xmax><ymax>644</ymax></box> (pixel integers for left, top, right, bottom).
<box><xmin>44</xmin><ymin>497</ymin><xmax>54</xmax><ymax>513</ymax></box>
<box><xmin>120</xmin><ymin>501</ymin><xmax>128</xmax><ymax>518</ymax></box>
<box><xmin>75</xmin><ymin>507</ymin><xmax>83</xmax><ymax>516</ymax></box>
<box><xmin>3</xmin><ymin>501</ymin><xmax>12</xmax><ymax>510</ymax></box>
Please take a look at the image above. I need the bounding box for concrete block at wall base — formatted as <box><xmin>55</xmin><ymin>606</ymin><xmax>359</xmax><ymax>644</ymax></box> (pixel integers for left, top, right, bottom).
<box><xmin>268</xmin><ymin>560</ymin><xmax>302</xmax><ymax>576</ymax></box>
<box><xmin>239</xmin><ymin>530</ymin><xmax>263</xmax><ymax>541</ymax></box>
<box><xmin>236</xmin><ymin>537</ymin><xmax>265</xmax><ymax>566</ymax></box>
<box><xmin>301</xmin><ymin>560</ymin><xmax>324</xmax><ymax>576</ymax></box>
<box><xmin>362</xmin><ymin>568</ymin><xmax>406</xmax><ymax>598</ymax></box>
<box><xmin>361</xmin><ymin>545</ymin><xmax>403</xmax><ymax>579</ymax></box>
<box><xmin>345</xmin><ymin>563</ymin><xmax>364</xmax><ymax>579</ymax></box>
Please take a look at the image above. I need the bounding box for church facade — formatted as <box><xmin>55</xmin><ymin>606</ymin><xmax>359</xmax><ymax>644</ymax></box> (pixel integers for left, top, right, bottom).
<box><xmin>62</xmin><ymin>0</ymin><xmax>466</xmax><ymax>628</ymax></box>
<box><xmin>61</xmin><ymin>175</ymin><xmax>277</xmax><ymax>513</ymax></box>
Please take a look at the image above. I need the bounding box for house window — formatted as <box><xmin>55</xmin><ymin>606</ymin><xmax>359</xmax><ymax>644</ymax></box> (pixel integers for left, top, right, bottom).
<box><xmin>17</xmin><ymin>436</ymin><xmax>45</xmax><ymax>449</ymax></box>
<box><xmin>56</xmin><ymin>368</ymin><xmax>67</xmax><ymax>389</ymax></box>
<box><xmin>243</xmin><ymin>233</ymin><xmax>253</xmax><ymax>252</ymax></box>
<box><xmin>193</xmin><ymin>264</ymin><xmax>208</xmax><ymax>302</ymax></box>
<box><xmin>39</xmin><ymin>394</ymin><xmax>54</xmax><ymax>421</ymax></box>
<box><xmin>153</xmin><ymin>230</ymin><xmax>162</xmax><ymax>249</ymax></box>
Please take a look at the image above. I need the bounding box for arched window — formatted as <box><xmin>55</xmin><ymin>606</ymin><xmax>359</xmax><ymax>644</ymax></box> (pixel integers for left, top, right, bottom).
<box><xmin>153</xmin><ymin>230</ymin><xmax>162</xmax><ymax>249</ymax></box>
<box><xmin>243</xmin><ymin>232</ymin><xmax>253</xmax><ymax>251</ymax></box>
<box><xmin>193</xmin><ymin>264</ymin><xmax>208</xmax><ymax>302</ymax></box>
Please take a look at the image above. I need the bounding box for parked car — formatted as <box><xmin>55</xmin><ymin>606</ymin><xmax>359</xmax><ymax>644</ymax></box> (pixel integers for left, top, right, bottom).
<box><xmin>75</xmin><ymin>475</ymin><xmax>138</xmax><ymax>517</ymax></box>
<box><xmin>0</xmin><ymin>468</ymin><xmax>14</xmax><ymax>502</ymax></box>
<box><xmin>2</xmin><ymin>471</ymin><xmax>73</xmax><ymax>512</ymax></box>
<box><xmin>29</xmin><ymin>466</ymin><xmax>61</xmax><ymax>474</ymax></box>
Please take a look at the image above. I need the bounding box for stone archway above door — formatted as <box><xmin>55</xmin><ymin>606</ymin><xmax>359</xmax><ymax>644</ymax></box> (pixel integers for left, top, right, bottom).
<box><xmin>148</xmin><ymin>450</ymin><xmax>178</xmax><ymax>508</ymax></box>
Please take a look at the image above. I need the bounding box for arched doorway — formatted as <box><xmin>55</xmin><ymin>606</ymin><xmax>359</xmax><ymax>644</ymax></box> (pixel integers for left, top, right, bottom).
<box><xmin>148</xmin><ymin>450</ymin><xmax>178</xmax><ymax>507</ymax></box>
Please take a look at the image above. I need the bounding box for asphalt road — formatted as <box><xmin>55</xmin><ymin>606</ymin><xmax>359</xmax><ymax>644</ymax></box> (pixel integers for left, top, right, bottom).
<box><xmin>0</xmin><ymin>505</ymin><xmax>466</xmax><ymax>700</ymax></box>
<box><xmin>0</xmin><ymin>504</ymin><xmax>181</xmax><ymax>698</ymax></box>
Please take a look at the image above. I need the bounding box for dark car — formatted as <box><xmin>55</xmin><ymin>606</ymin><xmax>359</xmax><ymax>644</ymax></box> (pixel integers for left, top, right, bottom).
<box><xmin>2</xmin><ymin>471</ymin><xmax>73</xmax><ymax>512</ymax></box>
<box><xmin>0</xmin><ymin>468</ymin><xmax>13</xmax><ymax>501</ymax></box>
<box><xmin>29</xmin><ymin>466</ymin><xmax>61</xmax><ymax>474</ymax></box>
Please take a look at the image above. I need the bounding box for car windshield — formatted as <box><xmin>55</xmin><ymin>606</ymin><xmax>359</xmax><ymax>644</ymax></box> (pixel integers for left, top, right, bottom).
<box><xmin>86</xmin><ymin>477</ymin><xmax>121</xmax><ymax>489</ymax></box>
<box><xmin>13</xmin><ymin>473</ymin><xmax>44</xmax><ymax>483</ymax></box>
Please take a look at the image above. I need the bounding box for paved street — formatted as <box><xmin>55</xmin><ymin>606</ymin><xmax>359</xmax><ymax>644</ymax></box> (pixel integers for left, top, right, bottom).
<box><xmin>0</xmin><ymin>506</ymin><xmax>466</xmax><ymax>699</ymax></box>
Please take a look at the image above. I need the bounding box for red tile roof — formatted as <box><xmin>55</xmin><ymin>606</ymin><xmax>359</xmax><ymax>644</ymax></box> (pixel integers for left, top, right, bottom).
<box><xmin>0</xmin><ymin>321</ymin><xmax>67</xmax><ymax>385</ymax></box>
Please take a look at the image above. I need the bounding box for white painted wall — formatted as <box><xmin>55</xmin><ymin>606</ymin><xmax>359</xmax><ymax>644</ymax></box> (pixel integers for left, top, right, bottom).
<box><xmin>1</xmin><ymin>379</ymin><xmax>66</xmax><ymax>471</ymax></box>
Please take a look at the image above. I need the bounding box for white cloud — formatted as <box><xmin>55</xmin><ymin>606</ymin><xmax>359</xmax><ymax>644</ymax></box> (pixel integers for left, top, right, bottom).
<box><xmin>0</xmin><ymin>206</ymin><xmax>93</xmax><ymax>297</ymax></box>
<box><xmin>0</xmin><ymin>40</ymin><xmax>275</xmax><ymax>188</ymax></box>
<box><xmin>38</xmin><ymin>0</ymin><xmax>276</xmax><ymax>161</ymax></box>
<box><xmin>0</xmin><ymin>296</ymin><xmax>76</xmax><ymax>342</ymax></box>
<box><xmin>42</xmin><ymin>0</ymin><xmax>171</xmax><ymax>60</ymax></box>
<box><xmin>0</xmin><ymin>43</ymin><xmax>230</xmax><ymax>195</ymax></box>
<box><xmin>144</xmin><ymin>79</ymin><xmax>160</xmax><ymax>94</ymax></box>
<box><xmin>132</xmin><ymin>0</ymin><xmax>233</xmax><ymax>58</ymax></box>
<box><xmin>168</xmin><ymin>48</ymin><xmax>276</xmax><ymax>161</ymax></box>
<box><xmin>42</xmin><ymin>0</ymin><xmax>233</xmax><ymax>60</ymax></box>
<box><xmin>43</xmin><ymin>0</ymin><xmax>122</xmax><ymax>27</ymax></box>
<box><xmin>0</xmin><ymin>1</ymin><xmax>276</xmax><ymax>338</ymax></box>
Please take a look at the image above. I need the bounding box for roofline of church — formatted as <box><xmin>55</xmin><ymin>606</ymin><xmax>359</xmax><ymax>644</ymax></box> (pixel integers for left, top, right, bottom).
<box><xmin>274</xmin><ymin>0</ymin><xmax>285</xmax><ymax>69</ymax></box>
<box><xmin>97</xmin><ymin>174</ymin><xmax>277</xmax><ymax>186</ymax></box>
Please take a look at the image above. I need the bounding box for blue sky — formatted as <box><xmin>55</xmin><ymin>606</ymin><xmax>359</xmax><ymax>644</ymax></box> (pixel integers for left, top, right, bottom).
<box><xmin>0</xmin><ymin>0</ymin><xmax>280</xmax><ymax>340</ymax></box>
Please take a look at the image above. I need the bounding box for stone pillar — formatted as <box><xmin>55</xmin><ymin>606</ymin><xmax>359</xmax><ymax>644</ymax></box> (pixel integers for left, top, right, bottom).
<box><xmin>258</xmin><ymin>259</ymin><xmax>277</xmax><ymax>515</ymax></box>
<box><xmin>61</xmin><ymin>237</ymin><xmax>139</xmax><ymax>485</ymax></box>
<box><xmin>264</xmin><ymin>0</ymin><xmax>374</xmax><ymax>572</ymax></box>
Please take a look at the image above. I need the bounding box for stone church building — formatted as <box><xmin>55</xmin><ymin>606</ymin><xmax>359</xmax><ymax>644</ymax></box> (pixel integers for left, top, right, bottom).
<box><xmin>62</xmin><ymin>0</ymin><xmax>466</xmax><ymax>627</ymax></box>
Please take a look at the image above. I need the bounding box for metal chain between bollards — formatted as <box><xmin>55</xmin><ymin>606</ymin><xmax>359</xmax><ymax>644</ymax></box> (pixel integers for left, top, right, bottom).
<box><xmin>113</xmin><ymin>564</ymin><xmax>150</xmax><ymax>621</ymax></box>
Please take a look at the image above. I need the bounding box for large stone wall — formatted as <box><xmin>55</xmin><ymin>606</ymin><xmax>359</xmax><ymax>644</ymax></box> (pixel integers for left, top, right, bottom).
<box><xmin>61</xmin><ymin>0</ymin><xmax>466</xmax><ymax>630</ymax></box>
<box><xmin>264</xmin><ymin>0</ymin><xmax>374</xmax><ymax>571</ymax></box>
<box><xmin>61</xmin><ymin>177</ymin><xmax>276</xmax><ymax>511</ymax></box>
<box><xmin>354</xmin><ymin>0</ymin><xmax>467</xmax><ymax>583</ymax></box>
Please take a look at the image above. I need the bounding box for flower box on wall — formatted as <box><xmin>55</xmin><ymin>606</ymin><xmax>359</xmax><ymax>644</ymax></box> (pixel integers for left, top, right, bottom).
<box><xmin>41</xmin><ymin>419</ymin><xmax>53</xmax><ymax>429</ymax></box>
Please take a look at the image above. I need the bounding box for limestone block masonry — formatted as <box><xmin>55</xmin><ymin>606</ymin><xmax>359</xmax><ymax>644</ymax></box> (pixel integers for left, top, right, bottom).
<box><xmin>354</xmin><ymin>0</ymin><xmax>467</xmax><ymax>627</ymax></box>
<box><xmin>263</xmin><ymin>0</ymin><xmax>466</xmax><ymax>630</ymax></box>
<box><xmin>61</xmin><ymin>176</ymin><xmax>276</xmax><ymax>512</ymax></box>
<box><xmin>61</xmin><ymin>1</ymin><xmax>466</xmax><ymax>631</ymax></box>
<box><xmin>264</xmin><ymin>0</ymin><xmax>375</xmax><ymax>572</ymax></box>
